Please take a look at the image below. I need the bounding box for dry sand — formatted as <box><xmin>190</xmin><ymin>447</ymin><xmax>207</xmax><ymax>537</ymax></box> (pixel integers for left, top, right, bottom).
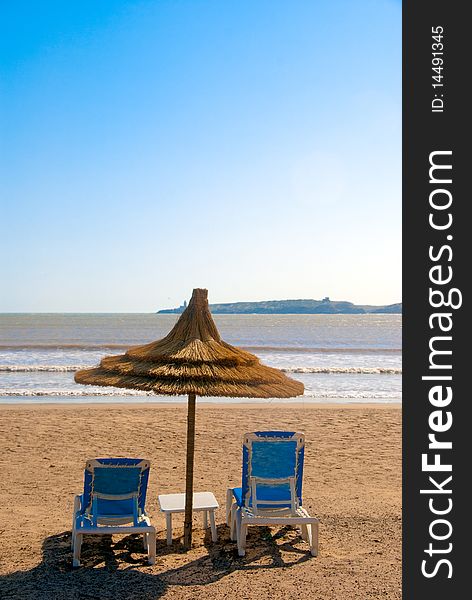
<box><xmin>0</xmin><ymin>403</ymin><xmax>401</xmax><ymax>599</ymax></box>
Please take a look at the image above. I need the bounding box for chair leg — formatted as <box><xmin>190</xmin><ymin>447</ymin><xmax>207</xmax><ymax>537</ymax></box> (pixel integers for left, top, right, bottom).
<box><xmin>236</xmin><ymin>511</ymin><xmax>247</xmax><ymax>557</ymax></box>
<box><xmin>166</xmin><ymin>513</ymin><xmax>173</xmax><ymax>546</ymax></box>
<box><xmin>143</xmin><ymin>532</ymin><xmax>148</xmax><ymax>550</ymax></box>
<box><xmin>203</xmin><ymin>510</ymin><xmax>208</xmax><ymax>529</ymax></box>
<box><xmin>310</xmin><ymin>521</ymin><xmax>319</xmax><ymax>557</ymax></box>
<box><xmin>225</xmin><ymin>489</ymin><xmax>233</xmax><ymax>525</ymax></box>
<box><xmin>71</xmin><ymin>496</ymin><xmax>80</xmax><ymax>550</ymax></box>
<box><xmin>147</xmin><ymin>529</ymin><xmax>156</xmax><ymax>565</ymax></box>
<box><xmin>238</xmin><ymin>524</ymin><xmax>247</xmax><ymax>557</ymax></box>
<box><xmin>72</xmin><ymin>533</ymin><xmax>82</xmax><ymax>567</ymax></box>
<box><xmin>300</xmin><ymin>524</ymin><xmax>309</xmax><ymax>542</ymax></box>
<box><xmin>230</xmin><ymin>505</ymin><xmax>237</xmax><ymax>541</ymax></box>
<box><xmin>209</xmin><ymin>510</ymin><xmax>217</xmax><ymax>542</ymax></box>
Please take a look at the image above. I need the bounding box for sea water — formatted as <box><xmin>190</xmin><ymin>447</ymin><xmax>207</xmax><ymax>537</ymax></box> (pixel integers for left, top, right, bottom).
<box><xmin>0</xmin><ymin>313</ymin><xmax>401</xmax><ymax>404</ymax></box>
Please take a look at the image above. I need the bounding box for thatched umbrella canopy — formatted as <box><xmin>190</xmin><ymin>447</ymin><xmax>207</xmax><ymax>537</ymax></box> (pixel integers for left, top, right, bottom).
<box><xmin>75</xmin><ymin>288</ymin><xmax>304</xmax><ymax>548</ymax></box>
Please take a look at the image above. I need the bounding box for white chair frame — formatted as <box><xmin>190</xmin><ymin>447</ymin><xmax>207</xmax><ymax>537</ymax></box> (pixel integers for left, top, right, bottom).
<box><xmin>226</xmin><ymin>432</ymin><xmax>319</xmax><ymax>557</ymax></box>
<box><xmin>226</xmin><ymin>484</ymin><xmax>319</xmax><ymax>557</ymax></box>
<box><xmin>71</xmin><ymin>460</ymin><xmax>156</xmax><ymax>567</ymax></box>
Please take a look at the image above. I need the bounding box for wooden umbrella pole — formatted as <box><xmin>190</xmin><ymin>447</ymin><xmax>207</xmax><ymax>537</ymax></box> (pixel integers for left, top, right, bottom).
<box><xmin>183</xmin><ymin>392</ymin><xmax>196</xmax><ymax>550</ymax></box>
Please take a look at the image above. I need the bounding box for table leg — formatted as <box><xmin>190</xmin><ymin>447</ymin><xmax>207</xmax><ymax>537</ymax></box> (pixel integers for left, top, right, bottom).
<box><xmin>203</xmin><ymin>510</ymin><xmax>208</xmax><ymax>529</ymax></box>
<box><xmin>209</xmin><ymin>510</ymin><xmax>217</xmax><ymax>542</ymax></box>
<box><xmin>166</xmin><ymin>513</ymin><xmax>172</xmax><ymax>546</ymax></box>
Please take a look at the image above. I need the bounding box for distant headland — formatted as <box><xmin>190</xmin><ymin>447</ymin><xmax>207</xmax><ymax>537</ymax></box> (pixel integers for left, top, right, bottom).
<box><xmin>157</xmin><ymin>297</ymin><xmax>402</xmax><ymax>315</ymax></box>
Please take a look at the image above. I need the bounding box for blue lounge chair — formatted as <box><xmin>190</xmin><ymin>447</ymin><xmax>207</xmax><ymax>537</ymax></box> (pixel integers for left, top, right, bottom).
<box><xmin>226</xmin><ymin>431</ymin><xmax>319</xmax><ymax>557</ymax></box>
<box><xmin>71</xmin><ymin>458</ymin><xmax>156</xmax><ymax>567</ymax></box>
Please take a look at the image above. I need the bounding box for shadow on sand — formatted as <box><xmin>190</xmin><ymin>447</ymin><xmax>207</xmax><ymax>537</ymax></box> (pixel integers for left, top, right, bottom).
<box><xmin>0</xmin><ymin>524</ymin><xmax>313</xmax><ymax>599</ymax></box>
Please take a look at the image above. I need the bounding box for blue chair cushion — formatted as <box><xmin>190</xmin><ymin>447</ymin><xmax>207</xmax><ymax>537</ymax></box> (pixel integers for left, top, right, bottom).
<box><xmin>95</xmin><ymin>498</ymin><xmax>136</xmax><ymax>519</ymax></box>
<box><xmin>232</xmin><ymin>485</ymin><xmax>293</xmax><ymax>510</ymax></box>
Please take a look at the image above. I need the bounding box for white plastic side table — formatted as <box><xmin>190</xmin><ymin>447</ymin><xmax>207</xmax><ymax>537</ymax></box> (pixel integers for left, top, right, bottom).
<box><xmin>158</xmin><ymin>491</ymin><xmax>219</xmax><ymax>545</ymax></box>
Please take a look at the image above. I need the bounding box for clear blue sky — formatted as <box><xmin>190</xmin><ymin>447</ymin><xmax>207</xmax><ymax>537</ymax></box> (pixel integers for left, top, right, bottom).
<box><xmin>1</xmin><ymin>0</ymin><xmax>401</xmax><ymax>312</ymax></box>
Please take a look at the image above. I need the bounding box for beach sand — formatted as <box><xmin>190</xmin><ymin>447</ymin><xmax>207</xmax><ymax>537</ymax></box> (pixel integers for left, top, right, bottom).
<box><xmin>0</xmin><ymin>403</ymin><xmax>401</xmax><ymax>599</ymax></box>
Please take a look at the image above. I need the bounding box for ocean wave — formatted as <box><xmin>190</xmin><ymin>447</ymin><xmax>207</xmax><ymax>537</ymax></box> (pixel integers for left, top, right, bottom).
<box><xmin>244</xmin><ymin>346</ymin><xmax>400</xmax><ymax>354</ymax></box>
<box><xmin>282</xmin><ymin>367</ymin><xmax>402</xmax><ymax>375</ymax></box>
<box><xmin>0</xmin><ymin>365</ymin><xmax>85</xmax><ymax>372</ymax></box>
<box><xmin>0</xmin><ymin>389</ymin><xmax>153</xmax><ymax>397</ymax></box>
<box><xmin>302</xmin><ymin>392</ymin><xmax>401</xmax><ymax>400</ymax></box>
<box><xmin>0</xmin><ymin>364</ymin><xmax>402</xmax><ymax>374</ymax></box>
<box><xmin>0</xmin><ymin>388</ymin><xmax>401</xmax><ymax>400</ymax></box>
<box><xmin>0</xmin><ymin>343</ymin><xmax>401</xmax><ymax>353</ymax></box>
<box><xmin>0</xmin><ymin>344</ymin><xmax>130</xmax><ymax>350</ymax></box>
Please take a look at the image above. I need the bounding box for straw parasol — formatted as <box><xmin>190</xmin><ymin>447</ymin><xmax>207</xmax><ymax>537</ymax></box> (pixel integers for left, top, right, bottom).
<box><xmin>75</xmin><ymin>288</ymin><xmax>304</xmax><ymax>549</ymax></box>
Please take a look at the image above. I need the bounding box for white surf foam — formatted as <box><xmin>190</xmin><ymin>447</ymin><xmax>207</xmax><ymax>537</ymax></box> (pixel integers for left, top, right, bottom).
<box><xmin>0</xmin><ymin>365</ymin><xmax>402</xmax><ymax>374</ymax></box>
